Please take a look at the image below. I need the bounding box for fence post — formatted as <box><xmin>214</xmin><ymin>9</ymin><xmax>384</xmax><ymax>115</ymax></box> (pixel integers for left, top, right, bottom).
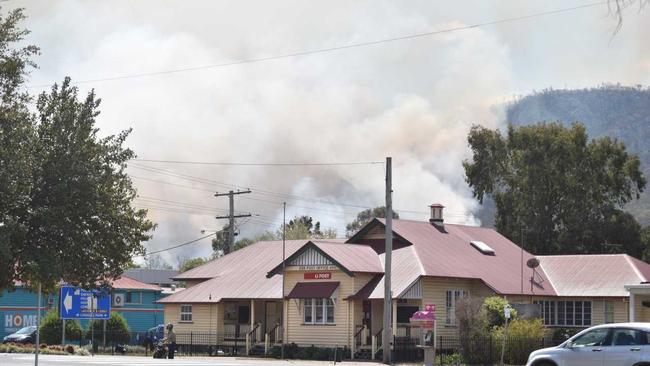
<box><xmin>190</xmin><ymin>332</ymin><xmax>193</xmax><ymax>356</ymax></box>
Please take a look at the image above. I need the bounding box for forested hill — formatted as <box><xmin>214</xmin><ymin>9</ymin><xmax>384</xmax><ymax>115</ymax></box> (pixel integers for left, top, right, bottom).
<box><xmin>505</xmin><ymin>85</ymin><xmax>650</xmax><ymax>225</ymax></box>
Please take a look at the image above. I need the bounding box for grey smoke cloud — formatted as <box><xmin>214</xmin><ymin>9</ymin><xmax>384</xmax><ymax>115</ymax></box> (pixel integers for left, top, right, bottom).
<box><xmin>13</xmin><ymin>0</ymin><xmax>649</xmax><ymax>266</ymax></box>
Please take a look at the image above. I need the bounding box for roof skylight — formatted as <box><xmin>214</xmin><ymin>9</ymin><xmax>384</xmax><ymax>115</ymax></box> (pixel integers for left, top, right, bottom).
<box><xmin>470</xmin><ymin>240</ymin><xmax>495</xmax><ymax>255</ymax></box>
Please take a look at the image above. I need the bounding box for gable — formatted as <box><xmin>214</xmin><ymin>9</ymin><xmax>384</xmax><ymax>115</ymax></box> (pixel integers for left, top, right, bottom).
<box><xmin>289</xmin><ymin>247</ymin><xmax>334</xmax><ymax>267</ymax></box>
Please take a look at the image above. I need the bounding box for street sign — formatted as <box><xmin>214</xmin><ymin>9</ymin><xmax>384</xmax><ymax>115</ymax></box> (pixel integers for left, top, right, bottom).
<box><xmin>59</xmin><ymin>286</ymin><xmax>111</xmax><ymax>320</ymax></box>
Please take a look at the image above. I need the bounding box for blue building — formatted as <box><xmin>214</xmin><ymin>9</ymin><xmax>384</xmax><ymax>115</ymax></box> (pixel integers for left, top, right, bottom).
<box><xmin>0</xmin><ymin>276</ymin><xmax>167</xmax><ymax>340</ymax></box>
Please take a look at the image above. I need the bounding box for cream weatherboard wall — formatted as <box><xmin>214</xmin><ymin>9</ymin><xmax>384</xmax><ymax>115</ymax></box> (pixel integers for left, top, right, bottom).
<box><xmin>282</xmin><ymin>269</ymin><xmax>375</xmax><ymax>348</ymax></box>
<box><xmin>420</xmin><ymin>276</ymin><xmax>496</xmax><ymax>338</ymax></box>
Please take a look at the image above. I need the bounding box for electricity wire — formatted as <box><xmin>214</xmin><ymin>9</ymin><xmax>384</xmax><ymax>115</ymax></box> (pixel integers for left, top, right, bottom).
<box><xmin>29</xmin><ymin>1</ymin><xmax>608</xmax><ymax>88</ymax></box>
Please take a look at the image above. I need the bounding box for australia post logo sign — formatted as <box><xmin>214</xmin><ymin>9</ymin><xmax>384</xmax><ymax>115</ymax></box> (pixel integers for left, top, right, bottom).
<box><xmin>4</xmin><ymin>313</ymin><xmax>38</xmax><ymax>333</ymax></box>
<box><xmin>304</xmin><ymin>272</ymin><xmax>332</xmax><ymax>280</ymax></box>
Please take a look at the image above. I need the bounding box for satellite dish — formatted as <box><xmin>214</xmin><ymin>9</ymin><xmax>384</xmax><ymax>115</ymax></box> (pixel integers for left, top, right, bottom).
<box><xmin>527</xmin><ymin>257</ymin><xmax>540</xmax><ymax>269</ymax></box>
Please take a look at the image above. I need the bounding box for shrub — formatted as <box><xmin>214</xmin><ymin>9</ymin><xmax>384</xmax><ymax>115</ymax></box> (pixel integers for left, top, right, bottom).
<box><xmin>482</xmin><ymin>296</ymin><xmax>517</xmax><ymax>328</ymax></box>
<box><xmin>440</xmin><ymin>353</ymin><xmax>463</xmax><ymax>365</ymax></box>
<box><xmin>39</xmin><ymin>309</ymin><xmax>83</xmax><ymax>344</ymax></box>
<box><xmin>65</xmin><ymin>344</ymin><xmax>75</xmax><ymax>354</ymax></box>
<box><xmin>86</xmin><ymin>312</ymin><xmax>130</xmax><ymax>345</ymax></box>
<box><xmin>455</xmin><ymin>296</ymin><xmax>495</xmax><ymax>364</ymax></box>
<box><xmin>492</xmin><ymin>318</ymin><xmax>547</xmax><ymax>365</ymax></box>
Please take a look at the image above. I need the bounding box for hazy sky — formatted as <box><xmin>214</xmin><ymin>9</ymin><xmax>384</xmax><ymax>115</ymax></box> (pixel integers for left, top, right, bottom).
<box><xmin>10</xmin><ymin>0</ymin><xmax>649</xmax><ymax>266</ymax></box>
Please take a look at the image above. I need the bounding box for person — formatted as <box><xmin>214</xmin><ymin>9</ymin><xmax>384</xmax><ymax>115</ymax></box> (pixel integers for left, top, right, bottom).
<box><xmin>165</xmin><ymin>323</ymin><xmax>177</xmax><ymax>359</ymax></box>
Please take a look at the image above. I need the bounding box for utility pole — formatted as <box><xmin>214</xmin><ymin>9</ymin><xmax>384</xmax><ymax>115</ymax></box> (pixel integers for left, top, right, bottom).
<box><xmin>281</xmin><ymin>202</ymin><xmax>286</xmax><ymax>360</ymax></box>
<box><xmin>215</xmin><ymin>190</ymin><xmax>252</xmax><ymax>254</ymax></box>
<box><xmin>383</xmin><ymin>157</ymin><xmax>393</xmax><ymax>365</ymax></box>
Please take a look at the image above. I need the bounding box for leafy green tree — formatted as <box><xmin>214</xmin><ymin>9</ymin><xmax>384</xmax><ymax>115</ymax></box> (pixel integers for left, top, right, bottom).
<box><xmin>280</xmin><ymin>215</ymin><xmax>337</xmax><ymax>240</ymax></box>
<box><xmin>642</xmin><ymin>226</ymin><xmax>650</xmax><ymax>261</ymax></box>
<box><xmin>179</xmin><ymin>257</ymin><xmax>208</xmax><ymax>272</ymax></box>
<box><xmin>482</xmin><ymin>296</ymin><xmax>517</xmax><ymax>328</ymax></box>
<box><xmin>39</xmin><ymin>309</ymin><xmax>82</xmax><ymax>344</ymax></box>
<box><xmin>345</xmin><ymin>206</ymin><xmax>399</xmax><ymax>238</ymax></box>
<box><xmin>7</xmin><ymin>77</ymin><xmax>155</xmax><ymax>292</ymax></box>
<box><xmin>86</xmin><ymin>312</ymin><xmax>130</xmax><ymax>345</ymax></box>
<box><xmin>212</xmin><ymin>226</ymin><xmax>276</xmax><ymax>257</ymax></box>
<box><xmin>464</xmin><ymin>122</ymin><xmax>646</xmax><ymax>256</ymax></box>
<box><xmin>0</xmin><ymin>9</ymin><xmax>40</xmax><ymax>290</ymax></box>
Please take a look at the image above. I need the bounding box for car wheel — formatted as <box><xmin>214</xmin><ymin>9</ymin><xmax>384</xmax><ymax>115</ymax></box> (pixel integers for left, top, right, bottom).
<box><xmin>535</xmin><ymin>361</ymin><xmax>557</xmax><ymax>366</ymax></box>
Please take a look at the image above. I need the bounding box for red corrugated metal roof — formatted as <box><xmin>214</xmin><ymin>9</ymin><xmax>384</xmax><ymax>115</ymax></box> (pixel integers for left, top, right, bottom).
<box><xmin>111</xmin><ymin>276</ymin><xmax>162</xmax><ymax>291</ymax></box>
<box><xmin>287</xmin><ymin>282</ymin><xmax>340</xmax><ymax>299</ymax></box>
<box><xmin>367</xmin><ymin>219</ymin><xmax>557</xmax><ymax>296</ymax></box>
<box><xmin>537</xmin><ymin>254</ymin><xmax>650</xmax><ymax>297</ymax></box>
<box><xmin>159</xmin><ymin>240</ymin><xmax>338</xmax><ymax>303</ymax></box>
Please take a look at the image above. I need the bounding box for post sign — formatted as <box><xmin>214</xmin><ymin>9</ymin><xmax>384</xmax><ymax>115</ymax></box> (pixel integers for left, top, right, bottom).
<box><xmin>59</xmin><ymin>286</ymin><xmax>111</xmax><ymax>320</ymax></box>
<box><xmin>303</xmin><ymin>272</ymin><xmax>332</xmax><ymax>280</ymax></box>
<box><xmin>424</xmin><ymin>304</ymin><xmax>436</xmax><ymax>313</ymax></box>
<box><xmin>504</xmin><ymin>306</ymin><xmax>511</xmax><ymax>319</ymax></box>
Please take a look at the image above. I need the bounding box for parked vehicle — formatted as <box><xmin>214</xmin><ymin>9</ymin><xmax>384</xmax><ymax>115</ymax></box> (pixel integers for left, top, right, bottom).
<box><xmin>152</xmin><ymin>339</ymin><xmax>168</xmax><ymax>359</ymax></box>
<box><xmin>2</xmin><ymin>326</ymin><xmax>37</xmax><ymax>344</ymax></box>
<box><xmin>527</xmin><ymin>323</ymin><xmax>650</xmax><ymax>366</ymax></box>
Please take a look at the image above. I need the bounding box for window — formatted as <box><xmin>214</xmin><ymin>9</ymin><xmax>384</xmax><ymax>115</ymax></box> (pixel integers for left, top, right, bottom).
<box><xmin>304</xmin><ymin>299</ymin><xmax>313</xmax><ymax>323</ymax></box>
<box><xmin>397</xmin><ymin>306</ymin><xmax>419</xmax><ymax>324</ymax></box>
<box><xmin>180</xmin><ymin>304</ymin><xmax>192</xmax><ymax>322</ymax></box>
<box><xmin>445</xmin><ymin>290</ymin><xmax>467</xmax><ymax>326</ymax></box>
<box><xmin>535</xmin><ymin>300</ymin><xmax>592</xmax><ymax>326</ymax></box>
<box><xmin>572</xmin><ymin>328</ymin><xmax>610</xmax><ymax>347</ymax></box>
<box><xmin>612</xmin><ymin>329</ymin><xmax>644</xmax><ymax>346</ymax></box>
<box><xmin>303</xmin><ymin>298</ymin><xmax>335</xmax><ymax>325</ymax></box>
<box><xmin>604</xmin><ymin>302</ymin><xmax>614</xmax><ymax>324</ymax></box>
<box><xmin>125</xmin><ymin>291</ymin><xmax>142</xmax><ymax>304</ymax></box>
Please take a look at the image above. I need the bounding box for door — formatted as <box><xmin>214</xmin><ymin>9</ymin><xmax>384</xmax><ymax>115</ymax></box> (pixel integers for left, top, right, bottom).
<box><xmin>265</xmin><ymin>301</ymin><xmax>280</xmax><ymax>334</ymax></box>
<box><xmin>362</xmin><ymin>300</ymin><xmax>372</xmax><ymax>344</ymax></box>
<box><xmin>603</xmin><ymin>328</ymin><xmax>644</xmax><ymax>366</ymax></box>
<box><xmin>563</xmin><ymin>328</ymin><xmax>610</xmax><ymax>366</ymax></box>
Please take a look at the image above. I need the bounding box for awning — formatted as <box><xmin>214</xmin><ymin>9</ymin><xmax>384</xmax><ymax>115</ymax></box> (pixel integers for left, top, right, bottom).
<box><xmin>287</xmin><ymin>282</ymin><xmax>340</xmax><ymax>299</ymax></box>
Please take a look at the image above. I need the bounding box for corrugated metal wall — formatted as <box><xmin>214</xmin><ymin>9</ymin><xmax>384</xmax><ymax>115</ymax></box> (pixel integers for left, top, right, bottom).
<box><xmin>0</xmin><ymin>287</ymin><xmax>163</xmax><ymax>338</ymax></box>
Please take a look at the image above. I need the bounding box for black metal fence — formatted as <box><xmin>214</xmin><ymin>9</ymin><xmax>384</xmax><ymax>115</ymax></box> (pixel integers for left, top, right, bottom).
<box><xmin>392</xmin><ymin>335</ymin><xmax>565</xmax><ymax>365</ymax></box>
<box><xmin>66</xmin><ymin>330</ymin><xmax>248</xmax><ymax>357</ymax></box>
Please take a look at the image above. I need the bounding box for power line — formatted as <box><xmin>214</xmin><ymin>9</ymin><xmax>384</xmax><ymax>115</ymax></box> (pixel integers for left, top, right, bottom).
<box><xmin>29</xmin><ymin>1</ymin><xmax>607</xmax><ymax>88</ymax></box>
<box><xmin>129</xmin><ymin>164</ymin><xmax>479</xmax><ymax>219</ymax></box>
<box><xmin>131</xmin><ymin>158</ymin><xmax>384</xmax><ymax>166</ymax></box>
<box><xmin>144</xmin><ymin>232</ymin><xmax>217</xmax><ymax>256</ymax></box>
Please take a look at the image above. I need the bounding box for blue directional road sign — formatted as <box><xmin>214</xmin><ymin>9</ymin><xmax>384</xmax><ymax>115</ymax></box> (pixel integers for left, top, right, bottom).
<box><xmin>59</xmin><ymin>286</ymin><xmax>111</xmax><ymax>320</ymax></box>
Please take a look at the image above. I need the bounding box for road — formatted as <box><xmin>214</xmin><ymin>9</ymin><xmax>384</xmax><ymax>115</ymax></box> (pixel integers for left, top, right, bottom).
<box><xmin>0</xmin><ymin>354</ymin><xmax>377</xmax><ymax>366</ymax></box>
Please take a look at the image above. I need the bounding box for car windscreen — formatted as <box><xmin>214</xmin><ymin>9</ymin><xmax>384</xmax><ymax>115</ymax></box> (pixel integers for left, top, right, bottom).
<box><xmin>15</xmin><ymin>326</ymin><xmax>36</xmax><ymax>335</ymax></box>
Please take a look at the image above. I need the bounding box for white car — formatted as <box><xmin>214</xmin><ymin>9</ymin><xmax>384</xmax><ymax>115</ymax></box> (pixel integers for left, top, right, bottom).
<box><xmin>526</xmin><ymin>323</ymin><xmax>650</xmax><ymax>366</ymax></box>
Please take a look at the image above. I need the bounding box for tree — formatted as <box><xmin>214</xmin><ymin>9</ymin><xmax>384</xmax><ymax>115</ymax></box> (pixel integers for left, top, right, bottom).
<box><xmin>280</xmin><ymin>215</ymin><xmax>337</xmax><ymax>240</ymax></box>
<box><xmin>345</xmin><ymin>206</ymin><xmax>400</xmax><ymax>238</ymax></box>
<box><xmin>86</xmin><ymin>312</ymin><xmax>130</xmax><ymax>345</ymax></box>
<box><xmin>39</xmin><ymin>309</ymin><xmax>82</xmax><ymax>345</ymax></box>
<box><xmin>482</xmin><ymin>296</ymin><xmax>517</xmax><ymax>328</ymax></box>
<box><xmin>9</xmin><ymin>77</ymin><xmax>155</xmax><ymax>292</ymax></box>
<box><xmin>178</xmin><ymin>257</ymin><xmax>208</xmax><ymax>272</ymax></box>
<box><xmin>145</xmin><ymin>254</ymin><xmax>172</xmax><ymax>270</ymax></box>
<box><xmin>464</xmin><ymin>122</ymin><xmax>646</xmax><ymax>256</ymax></box>
<box><xmin>0</xmin><ymin>8</ymin><xmax>40</xmax><ymax>290</ymax></box>
<box><xmin>212</xmin><ymin>228</ymin><xmax>276</xmax><ymax>258</ymax></box>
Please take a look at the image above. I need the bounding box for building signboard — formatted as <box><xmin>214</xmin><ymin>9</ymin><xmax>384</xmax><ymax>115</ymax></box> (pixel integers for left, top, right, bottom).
<box><xmin>303</xmin><ymin>272</ymin><xmax>332</xmax><ymax>280</ymax></box>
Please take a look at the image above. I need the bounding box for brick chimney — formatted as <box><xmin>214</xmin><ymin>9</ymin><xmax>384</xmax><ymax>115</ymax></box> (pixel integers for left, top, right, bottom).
<box><xmin>429</xmin><ymin>203</ymin><xmax>444</xmax><ymax>229</ymax></box>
